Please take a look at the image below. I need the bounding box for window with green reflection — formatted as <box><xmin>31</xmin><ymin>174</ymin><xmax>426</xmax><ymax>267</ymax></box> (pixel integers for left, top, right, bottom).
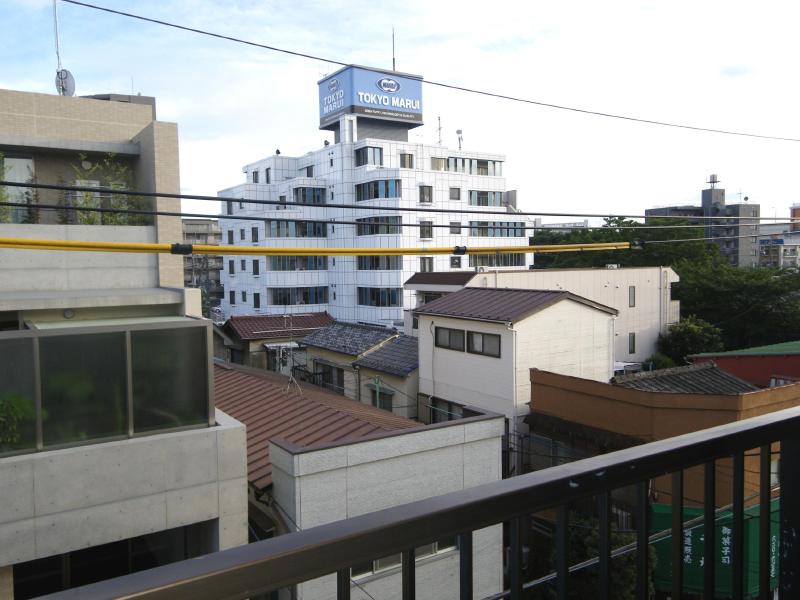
<box><xmin>0</xmin><ymin>338</ymin><xmax>37</xmax><ymax>452</ymax></box>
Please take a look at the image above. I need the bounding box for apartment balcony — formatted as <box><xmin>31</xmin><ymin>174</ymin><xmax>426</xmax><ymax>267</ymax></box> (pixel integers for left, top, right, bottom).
<box><xmin>42</xmin><ymin>405</ymin><xmax>800</xmax><ymax>599</ymax></box>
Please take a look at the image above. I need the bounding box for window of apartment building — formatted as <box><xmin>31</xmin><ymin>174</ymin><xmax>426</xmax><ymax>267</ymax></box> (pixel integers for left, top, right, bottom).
<box><xmin>293</xmin><ymin>187</ymin><xmax>326</xmax><ymax>205</ymax></box>
<box><xmin>430</xmin><ymin>157</ymin><xmax>446</xmax><ymax>171</ymax></box>
<box><xmin>419</xmin><ymin>221</ymin><xmax>433</xmax><ymax>239</ymax></box>
<box><xmin>252</xmin><ymin>170</ymin><xmax>259</xmax><ymax>183</ymax></box>
<box><xmin>449</xmin><ymin>187</ymin><xmax>461</xmax><ymax>201</ymax></box>
<box><xmin>357</xmin><ymin>255</ymin><xmax>401</xmax><ymax>270</ymax></box>
<box><xmin>450</xmin><ymin>222</ymin><xmax>462</xmax><ymax>234</ymax></box>
<box><xmin>467</xmin><ymin>332</ymin><xmax>501</xmax><ymax>358</ymax></box>
<box><xmin>435</xmin><ymin>327</ymin><xmax>465</xmax><ymax>351</ymax></box>
<box><xmin>227</xmin><ymin>230</ymin><xmax>233</xmax><ymax>244</ymax></box>
<box><xmin>241</xmin><ymin>291</ymin><xmax>247</xmax><ymax>303</ymax></box>
<box><xmin>446</xmin><ymin>157</ymin><xmax>503</xmax><ymax>176</ymax></box>
<box><xmin>330</xmin><ymin>158</ymin><xmax>333</xmax><ymax>167</ymax></box>
<box><xmin>629</xmin><ymin>332</ymin><xmax>636</xmax><ymax>354</ymax></box>
<box><xmin>265</xmin><ymin>168</ymin><xmax>271</xmax><ymax>184</ymax></box>
<box><xmin>419</xmin><ymin>292</ymin><xmax>442</xmax><ymax>305</ymax></box>
<box><xmin>629</xmin><ymin>285</ymin><xmax>636</xmax><ymax>308</ymax></box>
<box><xmin>253</xmin><ymin>293</ymin><xmax>260</xmax><ymax>309</ymax></box>
<box><xmin>299</xmin><ymin>165</ymin><xmax>314</xmax><ymax>177</ymax></box>
<box><xmin>469</xmin><ymin>253</ymin><xmax>525</xmax><ymax>268</ymax></box>
<box><xmin>355</xmin><ymin>216</ymin><xmax>402</xmax><ymax>236</ymax></box>
<box><xmin>271</xmin><ymin>287</ymin><xmax>329</xmax><ymax>305</ymax></box>
<box><xmin>419</xmin><ymin>185</ymin><xmax>433</xmax><ymax>203</ymax></box>
<box><xmin>228</xmin><ymin>260</ymin><xmax>234</xmax><ymax>275</ymax></box>
<box><xmin>269</xmin><ymin>256</ymin><xmax>328</xmax><ymax>271</ymax></box>
<box><xmin>278</xmin><ymin>195</ymin><xmax>287</xmax><ymax>210</ymax></box>
<box><xmin>239</xmin><ymin>229</ymin><xmax>245</xmax><ymax>240</ymax></box>
<box><xmin>251</xmin><ymin>227</ymin><xmax>259</xmax><ymax>242</ymax></box>
<box><xmin>229</xmin><ymin>290</ymin><xmax>236</xmax><ymax>305</ymax></box>
<box><xmin>252</xmin><ymin>259</ymin><xmax>260</xmax><ymax>275</ymax></box>
<box><xmin>355</xmin><ymin>179</ymin><xmax>402</xmax><ymax>201</ymax></box>
<box><xmin>355</xmin><ymin>146</ymin><xmax>383</xmax><ymax>167</ymax></box>
<box><xmin>226</xmin><ymin>201</ymin><xmax>233</xmax><ymax>215</ymax></box>
<box><xmin>317</xmin><ymin>363</ymin><xmax>344</xmax><ymax>395</ymax></box>
<box><xmin>265</xmin><ymin>219</ymin><xmax>327</xmax><ymax>238</ymax></box>
<box><xmin>450</xmin><ymin>256</ymin><xmax>461</xmax><ymax>268</ymax></box>
<box><xmin>469</xmin><ymin>221</ymin><xmax>525</xmax><ymax>237</ymax></box>
<box><xmin>430</xmin><ymin>397</ymin><xmax>464</xmax><ymax>424</ymax></box>
<box><xmin>468</xmin><ymin>191</ymin><xmax>503</xmax><ymax>207</ymax></box>
<box><xmin>240</xmin><ymin>259</ymin><xmax>246</xmax><ymax>271</ymax></box>
<box><xmin>420</xmin><ymin>257</ymin><xmax>434</xmax><ymax>272</ymax></box>
<box><xmin>400</xmin><ymin>153</ymin><xmax>414</xmax><ymax>168</ymax></box>
<box><xmin>370</xmin><ymin>387</ymin><xmax>393</xmax><ymax>411</ymax></box>
<box><xmin>239</xmin><ymin>200</ymin><xmax>244</xmax><ymax>209</ymax></box>
<box><xmin>357</xmin><ymin>287</ymin><xmax>403</xmax><ymax>307</ymax></box>
<box><xmin>351</xmin><ymin>538</ymin><xmax>456</xmax><ymax>579</ymax></box>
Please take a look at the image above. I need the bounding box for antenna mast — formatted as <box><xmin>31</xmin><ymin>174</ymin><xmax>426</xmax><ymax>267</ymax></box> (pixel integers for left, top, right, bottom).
<box><xmin>53</xmin><ymin>0</ymin><xmax>62</xmax><ymax>72</ymax></box>
<box><xmin>392</xmin><ymin>27</ymin><xmax>396</xmax><ymax>71</ymax></box>
<box><xmin>437</xmin><ymin>117</ymin><xmax>442</xmax><ymax>145</ymax></box>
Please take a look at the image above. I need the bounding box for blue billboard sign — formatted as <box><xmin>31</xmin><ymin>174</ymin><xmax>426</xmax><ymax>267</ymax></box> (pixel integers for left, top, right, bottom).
<box><xmin>318</xmin><ymin>66</ymin><xmax>423</xmax><ymax>128</ymax></box>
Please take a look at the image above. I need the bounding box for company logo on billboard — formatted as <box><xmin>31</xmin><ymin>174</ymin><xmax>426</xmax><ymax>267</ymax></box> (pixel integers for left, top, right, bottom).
<box><xmin>328</xmin><ymin>78</ymin><xmax>340</xmax><ymax>93</ymax></box>
<box><xmin>376</xmin><ymin>78</ymin><xmax>401</xmax><ymax>93</ymax></box>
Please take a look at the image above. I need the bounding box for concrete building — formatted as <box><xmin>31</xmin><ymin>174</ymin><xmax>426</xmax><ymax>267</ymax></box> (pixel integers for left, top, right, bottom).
<box><xmin>218</xmin><ymin>65</ymin><xmax>532</xmax><ymax>327</ymax></box>
<box><xmin>645</xmin><ymin>175</ymin><xmax>760</xmax><ymax>268</ymax></box>
<box><xmin>214</xmin><ymin>362</ymin><xmax>504</xmax><ymax>600</ymax></box>
<box><xmin>183</xmin><ymin>218</ymin><xmax>224</xmax><ymax>306</ymax></box>
<box><xmin>405</xmin><ymin>266</ymin><xmax>679</xmax><ymax>364</ymax></box>
<box><xmin>0</xmin><ymin>89</ymin><xmax>248</xmax><ymax>598</ymax></box>
<box><xmin>414</xmin><ymin>287</ymin><xmax>616</xmax><ymax>473</ymax></box>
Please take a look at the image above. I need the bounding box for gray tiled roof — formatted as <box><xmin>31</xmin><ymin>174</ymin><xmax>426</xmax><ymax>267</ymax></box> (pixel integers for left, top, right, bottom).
<box><xmin>612</xmin><ymin>362</ymin><xmax>759</xmax><ymax>395</ymax></box>
<box><xmin>352</xmin><ymin>335</ymin><xmax>419</xmax><ymax>377</ymax></box>
<box><xmin>404</xmin><ymin>272</ymin><xmax>476</xmax><ymax>286</ymax></box>
<box><xmin>299</xmin><ymin>321</ymin><xmax>396</xmax><ymax>356</ymax></box>
<box><xmin>413</xmin><ymin>287</ymin><xmax>617</xmax><ymax>323</ymax></box>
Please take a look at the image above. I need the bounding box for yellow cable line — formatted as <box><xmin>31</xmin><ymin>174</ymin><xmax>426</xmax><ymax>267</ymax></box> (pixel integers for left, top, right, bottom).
<box><xmin>0</xmin><ymin>238</ymin><xmax>631</xmax><ymax>256</ymax></box>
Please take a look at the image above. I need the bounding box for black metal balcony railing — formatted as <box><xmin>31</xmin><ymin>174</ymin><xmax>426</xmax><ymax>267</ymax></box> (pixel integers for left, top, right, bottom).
<box><xmin>41</xmin><ymin>406</ymin><xmax>800</xmax><ymax>600</ymax></box>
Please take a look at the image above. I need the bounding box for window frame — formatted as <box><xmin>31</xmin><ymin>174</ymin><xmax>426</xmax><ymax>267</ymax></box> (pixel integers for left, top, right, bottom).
<box><xmin>466</xmin><ymin>331</ymin><xmax>501</xmax><ymax>358</ymax></box>
<box><xmin>419</xmin><ymin>220</ymin><xmax>433</xmax><ymax>239</ymax></box>
<box><xmin>628</xmin><ymin>285</ymin><xmax>636</xmax><ymax>308</ymax></box>
<box><xmin>434</xmin><ymin>327</ymin><xmax>465</xmax><ymax>352</ymax></box>
<box><xmin>449</xmin><ymin>222</ymin><xmax>462</xmax><ymax>234</ymax></box>
<box><xmin>420</xmin><ymin>257</ymin><xmax>434</xmax><ymax>273</ymax></box>
<box><xmin>419</xmin><ymin>185</ymin><xmax>433</xmax><ymax>204</ymax></box>
<box><xmin>400</xmin><ymin>153</ymin><xmax>414</xmax><ymax>169</ymax></box>
<box><xmin>449</xmin><ymin>187</ymin><xmax>461</xmax><ymax>201</ymax></box>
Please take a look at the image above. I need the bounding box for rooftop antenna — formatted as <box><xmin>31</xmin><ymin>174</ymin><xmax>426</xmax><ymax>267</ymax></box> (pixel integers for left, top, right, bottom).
<box><xmin>707</xmin><ymin>174</ymin><xmax>719</xmax><ymax>189</ymax></box>
<box><xmin>52</xmin><ymin>0</ymin><xmax>75</xmax><ymax>96</ymax></box>
<box><xmin>283</xmin><ymin>313</ymin><xmax>304</xmax><ymax>398</ymax></box>
<box><xmin>437</xmin><ymin>117</ymin><xmax>442</xmax><ymax>145</ymax></box>
<box><xmin>456</xmin><ymin>129</ymin><xmax>463</xmax><ymax>151</ymax></box>
<box><xmin>392</xmin><ymin>27</ymin><xmax>396</xmax><ymax>71</ymax></box>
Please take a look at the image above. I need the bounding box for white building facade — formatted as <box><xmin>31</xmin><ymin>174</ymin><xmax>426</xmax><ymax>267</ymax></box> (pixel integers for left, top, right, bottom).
<box><xmin>219</xmin><ymin>65</ymin><xmax>532</xmax><ymax>327</ymax></box>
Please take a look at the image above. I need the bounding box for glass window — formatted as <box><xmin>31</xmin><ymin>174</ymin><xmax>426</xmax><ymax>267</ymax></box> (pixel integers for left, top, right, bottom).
<box><xmin>629</xmin><ymin>285</ymin><xmax>636</xmax><ymax>308</ymax></box>
<box><xmin>449</xmin><ymin>187</ymin><xmax>461</xmax><ymax>200</ymax></box>
<box><xmin>469</xmin><ymin>253</ymin><xmax>525</xmax><ymax>267</ymax></box>
<box><xmin>265</xmin><ymin>168</ymin><xmax>271</xmax><ymax>184</ymax></box>
<box><xmin>251</xmin><ymin>227</ymin><xmax>259</xmax><ymax>242</ymax></box>
<box><xmin>467</xmin><ymin>332</ymin><xmax>501</xmax><ymax>357</ymax></box>
<box><xmin>450</xmin><ymin>222</ymin><xmax>461</xmax><ymax>234</ymax></box>
<box><xmin>271</xmin><ymin>287</ymin><xmax>329</xmax><ymax>305</ymax></box>
<box><xmin>420</xmin><ymin>221</ymin><xmax>433</xmax><ymax>239</ymax></box>
<box><xmin>241</xmin><ymin>291</ymin><xmax>247</xmax><ymax>302</ymax></box>
<box><xmin>357</xmin><ymin>255</ymin><xmax>401</xmax><ymax>270</ymax></box>
<box><xmin>355</xmin><ymin>180</ymin><xmax>402</xmax><ymax>201</ymax></box>
<box><xmin>450</xmin><ymin>256</ymin><xmax>461</xmax><ymax>268</ymax></box>
<box><xmin>252</xmin><ymin>259</ymin><xmax>260</xmax><ymax>275</ymax></box>
<box><xmin>229</xmin><ymin>290</ymin><xmax>235</xmax><ymax>305</ymax></box>
<box><xmin>356</xmin><ymin>216</ymin><xmax>402</xmax><ymax>235</ymax></box>
<box><xmin>0</xmin><ymin>337</ymin><xmax>36</xmax><ymax>452</ymax></box>
<box><xmin>355</xmin><ymin>146</ymin><xmax>383</xmax><ymax>167</ymax></box>
<box><xmin>239</xmin><ymin>229</ymin><xmax>245</xmax><ymax>240</ymax></box>
<box><xmin>40</xmin><ymin>332</ymin><xmax>127</xmax><ymax>445</ymax></box>
<box><xmin>253</xmin><ymin>293</ymin><xmax>260</xmax><ymax>309</ymax></box>
<box><xmin>435</xmin><ymin>327</ymin><xmax>465</xmax><ymax>351</ymax></box>
<box><xmin>132</xmin><ymin>327</ymin><xmax>208</xmax><ymax>433</ymax></box>
<box><xmin>420</xmin><ymin>257</ymin><xmax>433</xmax><ymax>272</ymax></box>
<box><xmin>228</xmin><ymin>260</ymin><xmax>234</xmax><ymax>275</ymax></box>
<box><xmin>357</xmin><ymin>287</ymin><xmax>403</xmax><ymax>307</ymax></box>
<box><xmin>240</xmin><ymin>259</ymin><xmax>246</xmax><ymax>271</ymax></box>
<box><xmin>226</xmin><ymin>201</ymin><xmax>233</xmax><ymax>216</ymax></box>
<box><xmin>252</xmin><ymin>170</ymin><xmax>259</xmax><ymax>183</ymax></box>
<box><xmin>227</xmin><ymin>230</ymin><xmax>233</xmax><ymax>244</ymax></box>
<box><xmin>419</xmin><ymin>186</ymin><xmax>433</xmax><ymax>203</ymax></box>
<box><xmin>370</xmin><ymin>388</ymin><xmax>393</xmax><ymax>411</ymax></box>
<box><xmin>430</xmin><ymin>157</ymin><xmax>446</xmax><ymax>171</ymax></box>
<box><xmin>293</xmin><ymin>188</ymin><xmax>326</xmax><ymax>205</ymax></box>
<box><xmin>629</xmin><ymin>332</ymin><xmax>636</xmax><ymax>354</ymax></box>
<box><xmin>400</xmin><ymin>153</ymin><xmax>414</xmax><ymax>168</ymax></box>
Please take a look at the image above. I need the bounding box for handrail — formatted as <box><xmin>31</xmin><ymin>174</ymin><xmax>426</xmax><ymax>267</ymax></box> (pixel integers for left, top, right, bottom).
<box><xmin>41</xmin><ymin>405</ymin><xmax>800</xmax><ymax>600</ymax></box>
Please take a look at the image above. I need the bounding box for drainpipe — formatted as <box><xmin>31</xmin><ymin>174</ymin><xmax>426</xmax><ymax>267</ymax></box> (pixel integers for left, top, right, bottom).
<box><xmin>355</xmin><ymin>366</ymin><xmax>361</xmax><ymax>404</ymax></box>
<box><xmin>507</xmin><ymin>320</ymin><xmax>518</xmax><ymax>475</ymax></box>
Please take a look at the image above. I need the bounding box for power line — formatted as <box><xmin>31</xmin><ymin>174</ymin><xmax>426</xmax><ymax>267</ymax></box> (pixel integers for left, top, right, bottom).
<box><xmin>60</xmin><ymin>0</ymin><xmax>800</xmax><ymax>143</ymax></box>
<box><xmin>3</xmin><ymin>180</ymin><xmax>794</xmax><ymax>223</ymax></box>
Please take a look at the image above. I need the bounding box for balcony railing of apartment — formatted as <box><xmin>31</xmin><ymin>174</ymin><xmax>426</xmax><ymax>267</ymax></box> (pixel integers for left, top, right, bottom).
<box><xmin>40</xmin><ymin>405</ymin><xmax>800</xmax><ymax>600</ymax></box>
<box><xmin>0</xmin><ymin>318</ymin><xmax>214</xmax><ymax>456</ymax></box>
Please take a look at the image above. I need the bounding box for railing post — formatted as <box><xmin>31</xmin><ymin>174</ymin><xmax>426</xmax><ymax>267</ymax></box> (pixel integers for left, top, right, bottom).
<box><xmin>401</xmin><ymin>548</ymin><xmax>415</xmax><ymax>600</ymax></box>
<box><xmin>597</xmin><ymin>492</ymin><xmax>610</xmax><ymax>600</ymax></box>
<box><xmin>732</xmin><ymin>452</ymin><xmax>745</xmax><ymax>600</ymax></box>
<box><xmin>637</xmin><ymin>480</ymin><xmax>650</xmax><ymax>600</ymax></box>
<box><xmin>556</xmin><ymin>505</ymin><xmax>568</xmax><ymax>600</ymax></box>
<box><xmin>458</xmin><ymin>532</ymin><xmax>473</xmax><ymax>600</ymax></box>
<box><xmin>336</xmin><ymin>569</ymin><xmax>350</xmax><ymax>600</ymax></box>
<box><xmin>671</xmin><ymin>471</ymin><xmax>683</xmax><ymax>600</ymax></box>
<box><xmin>703</xmin><ymin>460</ymin><xmax>716</xmax><ymax>600</ymax></box>
<box><xmin>759</xmin><ymin>445</ymin><xmax>771</xmax><ymax>600</ymax></box>
<box><xmin>780</xmin><ymin>437</ymin><xmax>800</xmax><ymax>597</ymax></box>
<box><xmin>509</xmin><ymin>517</ymin><xmax>522</xmax><ymax>600</ymax></box>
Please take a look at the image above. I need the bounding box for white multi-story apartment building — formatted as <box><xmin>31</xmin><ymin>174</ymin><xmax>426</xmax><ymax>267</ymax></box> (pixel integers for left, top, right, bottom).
<box><xmin>219</xmin><ymin>65</ymin><xmax>532</xmax><ymax>327</ymax></box>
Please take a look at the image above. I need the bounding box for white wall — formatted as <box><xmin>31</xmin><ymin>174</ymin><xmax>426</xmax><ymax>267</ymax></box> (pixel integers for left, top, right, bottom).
<box><xmin>468</xmin><ymin>267</ymin><xmax>679</xmax><ymax>362</ymax></box>
<box><xmin>0</xmin><ymin>409</ymin><xmax>248</xmax><ymax>568</ymax></box>
<box><xmin>270</xmin><ymin>417</ymin><xmax>505</xmax><ymax>600</ymax></box>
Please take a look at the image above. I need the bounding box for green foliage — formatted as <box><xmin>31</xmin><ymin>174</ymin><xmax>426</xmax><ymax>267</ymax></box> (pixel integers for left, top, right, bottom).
<box><xmin>643</xmin><ymin>352</ymin><xmax>676</xmax><ymax>370</ymax></box>
<box><xmin>201</xmin><ymin>287</ymin><xmax>211</xmax><ymax>319</ymax></box>
<box><xmin>658</xmin><ymin>315</ymin><xmax>724</xmax><ymax>364</ymax></box>
<box><xmin>0</xmin><ymin>391</ymin><xmax>36</xmax><ymax>450</ymax></box>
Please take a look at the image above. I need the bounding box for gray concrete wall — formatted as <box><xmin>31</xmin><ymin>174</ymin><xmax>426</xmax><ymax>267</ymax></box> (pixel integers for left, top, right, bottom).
<box><xmin>0</xmin><ymin>409</ymin><xmax>248</xmax><ymax>568</ymax></box>
<box><xmin>271</xmin><ymin>417</ymin><xmax>505</xmax><ymax>600</ymax></box>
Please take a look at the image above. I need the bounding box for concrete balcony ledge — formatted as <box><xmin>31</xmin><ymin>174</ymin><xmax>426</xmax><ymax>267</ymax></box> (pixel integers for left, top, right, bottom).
<box><xmin>0</xmin><ymin>133</ymin><xmax>139</xmax><ymax>156</ymax></box>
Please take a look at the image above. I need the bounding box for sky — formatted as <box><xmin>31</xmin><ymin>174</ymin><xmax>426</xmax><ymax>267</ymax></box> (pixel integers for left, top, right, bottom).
<box><xmin>3</xmin><ymin>0</ymin><xmax>800</xmax><ymax>222</ymax></box>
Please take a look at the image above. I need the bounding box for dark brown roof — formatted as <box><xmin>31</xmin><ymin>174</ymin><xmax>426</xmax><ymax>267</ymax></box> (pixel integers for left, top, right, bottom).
<box><xmin>413</xmin><ymin>287</ymin><xmax>617</xmax><ymax>323</ymax></box>
<box><xmin>214</xmin><ymin>362</ymin><xmax>416</xmax><ymax>490</ymax></box>
<box><xmin>404</xmin><ymin>271</ymin><xmax>476</xmax><ymax>286</ymax></box>
<box><xmin>225</xmin><ymin>312</ymin><xmax>334</xmax><ymax>341</ymax></box>
<box><xmin>612</xmin><ymin>363</ymin><xmax>759</xmax><ymax>395</ymax></box>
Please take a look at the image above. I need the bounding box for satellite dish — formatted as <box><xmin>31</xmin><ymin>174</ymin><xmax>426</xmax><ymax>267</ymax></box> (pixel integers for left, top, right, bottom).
<box><xmin>55</xmin><ymin>69</ymin><xmax>75</xmax><ymax>96</ymax></box>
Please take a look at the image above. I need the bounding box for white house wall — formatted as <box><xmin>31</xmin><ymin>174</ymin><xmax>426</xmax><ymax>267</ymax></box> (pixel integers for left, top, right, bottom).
<box><xmin>270</xmin><ymin>417</ymin><xmax>505</xmax><ymax>600</ymax></box>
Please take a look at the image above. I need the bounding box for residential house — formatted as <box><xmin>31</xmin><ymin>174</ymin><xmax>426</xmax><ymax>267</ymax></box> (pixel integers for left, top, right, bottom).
<box><xmin>0</xmin><ymin>89</ymin><xmax>248</xmax><ymax>598</ymax></box>
<box><xmin>527</xmin><ymin>363</ymin><xmax>800</xmax><ymax>507</ymax></box>
<box><xmin>414</xmin><ymin>287</ymin><xmax>616</xmax><ymax>473</ymax></box>
<box><xmin>214</xmin><ymin>362</ymin><xmax>504</xmax><ymax>600</ymax></box>
<box><xmin>691</xmin><ymin>340</ymin><xmax>800</xmax><ymax>387</ymax></box>
<box><xmin>298</xmin><ymin>321</ymin><xmax>420</xmax><ymax>418</ymax></box>
<box><xmin>221</xmin><ymin>312</ymin><xmax>334</xmax><ymax>373</ymax></box>
<box><xmin>404</xmin><ymin>266</ymin><xmax>678</xmax><ymax>365</ymax></box>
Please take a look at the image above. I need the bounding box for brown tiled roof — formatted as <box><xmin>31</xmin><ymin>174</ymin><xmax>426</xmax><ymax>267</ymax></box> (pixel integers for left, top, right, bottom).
<box><xmin>214</xmin><ymin>362</ymin><xmax>417</xmax><ymax>490</ymax></box>
<box><xmin>612</xmin><ymin>363</ymin><xmax>759</xmax><ymax>395</ymax></box>
<box><xmin>404</xmin><ymin>272</ymin><xmax>476</xmax><ymax>286</ymax></box>
<box><xmin>413</xmin><ymin>287</ymin><xmax>617</xmax><ymax>323</ymax></box>
<box><xmin>225</xmin><ymin>312</ymin><xmax>334</xmax><ymax>341</ymax></box>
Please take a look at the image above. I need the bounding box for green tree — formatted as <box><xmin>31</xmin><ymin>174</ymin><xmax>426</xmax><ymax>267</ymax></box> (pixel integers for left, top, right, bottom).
<box><xmin>657</xmin><ymin>315</ymin><xmax>724</xmax><ymax>364</ymax></box>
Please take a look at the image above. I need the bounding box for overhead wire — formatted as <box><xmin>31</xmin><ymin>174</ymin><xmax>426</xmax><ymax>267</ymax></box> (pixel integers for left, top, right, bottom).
<box><xmin>59</xmin><ymin>0</ymin><xmax>800</xmax><ymax>143</ymax></box>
